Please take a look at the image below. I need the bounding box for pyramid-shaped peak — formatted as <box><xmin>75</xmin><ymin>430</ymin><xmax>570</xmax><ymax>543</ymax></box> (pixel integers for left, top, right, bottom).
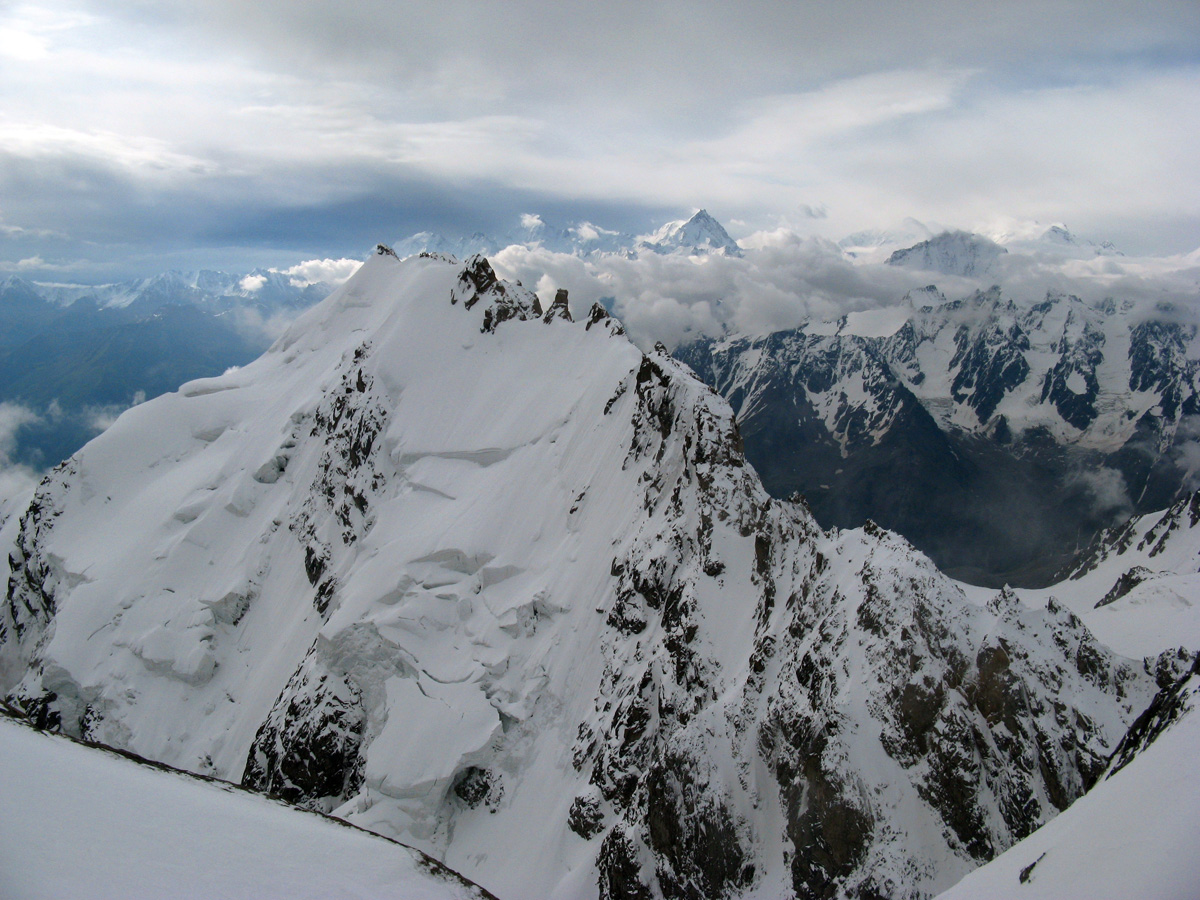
<box><xmin>642</xmin><ymin>209</ymin><xmax>742</xmax><ymax>257</ymax></box>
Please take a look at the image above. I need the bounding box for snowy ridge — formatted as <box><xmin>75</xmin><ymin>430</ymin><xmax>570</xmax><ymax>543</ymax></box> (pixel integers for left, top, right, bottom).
<box><xmin>0</xmin><ymin>249</ymin><xmax>1159</xmax><ymax>899</ymax></box>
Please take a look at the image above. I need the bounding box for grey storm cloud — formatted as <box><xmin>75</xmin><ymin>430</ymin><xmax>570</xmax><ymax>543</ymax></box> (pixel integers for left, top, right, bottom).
<box><xmin>1</xmin><ymin>0</ymin><xmax>1198</xmax><ymax>277</ymax></box>
<box><xmin>116</xmin><ymin>0</ymin><xmax>1200</xmax><ymax>111</ymax></box>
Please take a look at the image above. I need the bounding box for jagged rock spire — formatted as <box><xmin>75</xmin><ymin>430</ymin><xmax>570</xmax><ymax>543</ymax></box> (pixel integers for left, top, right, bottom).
<box><xmin>544</xmin><ymin>287</ymin><xmax>573</xmax><ymax>323</ymax></box>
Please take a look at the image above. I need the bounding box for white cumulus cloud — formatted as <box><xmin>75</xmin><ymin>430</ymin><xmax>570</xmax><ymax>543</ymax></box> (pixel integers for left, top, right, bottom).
<box><xmin>274</xmin><ymin>257</ymin><xmax>362</xmax><ymax>287</ymax></box>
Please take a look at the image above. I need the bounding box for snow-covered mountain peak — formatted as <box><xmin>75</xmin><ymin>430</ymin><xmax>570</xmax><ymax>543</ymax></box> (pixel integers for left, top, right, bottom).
<box><xmin>980</xmin><ymin>221</ymin><xmax>1126</xmax><ymax>259</ymax></box>
<box><xmin>639</xmin><ymin>209</ymin><xmax>743</xmax><ymax>257</ymax></box>
<box><xmin>886</xmin><ymin>230</ymin><xmax>1008</xmax><ymax>277</ymax></box>
<box><xmin>1028</xmin><ymin>224</ymin><xmax>1124</xmax><ymax>256</ymax></box>
<box><xmin>0</xmin><ymin>247</ymin><xmax>1161</xmax><ymax>899</ymax></box>
<box><xmin>1040</xmin><ymin>224</ymin><xmax>1077</xmax><ymax>246</ymax></box>
<box><xmin>901</xmin><ymin>284</ymin><xmax>948</xmax><ymax>309</ymax></box>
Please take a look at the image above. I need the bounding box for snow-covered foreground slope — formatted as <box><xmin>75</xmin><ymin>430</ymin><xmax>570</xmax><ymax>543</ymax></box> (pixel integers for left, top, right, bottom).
<box><xmin>0</xmin><ymin>715</ymin><xmax>493</xmax><ymax>900</ymax></box>
<box><xmin>0</xmin><ymin>249</ymin><xmax>1162</xmax><ymax>899</ymax></box>
<box><xmin>935</xmin><ymin>666</ymin><xmax>1200</xmax><ymax>900</ymax></box>
<box><xmin>946</xmin><ymin>496</ymin><xmax>1200</xmax><ymax>900</ymax></box>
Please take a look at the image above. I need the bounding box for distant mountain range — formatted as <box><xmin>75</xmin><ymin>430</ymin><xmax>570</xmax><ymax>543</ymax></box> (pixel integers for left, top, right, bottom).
<box><xmin>841</xmin><ymin>222</ymin><xmax>1126</xmax><ymax>266</ymax></box>
<box><xmin>393</xmin><ymin>209</ymin><xmax>743</xmax><ymax>260</ymax></box>
<box><xmin>397</xmin><ymin>212</ymin><xmax>1135</xmax><ymax>274</ymax></box>
<box><xmin>677</xmin><ymin>284</ymin><xmax>1200</xmax><ymax>587</ymax></box>
<box><xmin>0</xmin><ymin>271</ymin><xmax>334</xmax><ymax>470</ymax></box>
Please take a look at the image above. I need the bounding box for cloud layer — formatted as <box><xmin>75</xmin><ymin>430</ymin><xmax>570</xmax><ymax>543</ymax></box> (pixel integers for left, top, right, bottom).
<box><xmin>491</xmin><ymin>233</ymin><xmax>1200</xmax><ymax>349</ymax></box>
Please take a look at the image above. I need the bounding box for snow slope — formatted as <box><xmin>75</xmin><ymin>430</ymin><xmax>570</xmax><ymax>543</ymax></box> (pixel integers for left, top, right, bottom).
<box><xmin>0</xmin><ymin>715</ymin><xmax>493</xmax><ymax>900</ymax></box>
<box><xmin>944</xmin><ymin>496</ymin><xmax>1200</xmax><ymax>900</ymax></box>
<box><xmin>935</xmin><ymin>668</ymin><xmax>1200</xmax><ymax>900</ymax></box>
<box><xmin>0</xmin><ymin>249</ymin><xmax>1160</xmax><ymax>900</ymax></box>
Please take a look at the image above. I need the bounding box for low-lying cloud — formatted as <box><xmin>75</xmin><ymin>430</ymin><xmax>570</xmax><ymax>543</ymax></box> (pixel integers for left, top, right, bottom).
<box><xmin>0</xmin><ymin>402</ymin><xmax>43</xmax><ymax>526</ymax></box>
<box><xmin>493</xmin><ymin>231</ymin><xmax>1200</xmax><ymax>350</ymax></box>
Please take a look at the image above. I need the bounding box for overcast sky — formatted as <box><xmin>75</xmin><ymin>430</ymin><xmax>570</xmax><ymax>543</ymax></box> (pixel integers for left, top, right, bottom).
<box><xmin>1</xmin><ymin>0</ymin><xmax>1198</xmax><ymax>280</ymax></box>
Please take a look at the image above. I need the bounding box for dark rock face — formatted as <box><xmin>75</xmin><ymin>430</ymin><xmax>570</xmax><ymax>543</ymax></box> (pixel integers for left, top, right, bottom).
<box><xmin>242</xmin><ymin>622</ymin><xmax>415</xmax><ymax>811</ymax></box>
<box><xmin>452</xmin><ymin>766</ymin><xmax>503</xmax><ymax>811</ymax></box>
<box><xmin>1096</xmin><ymin>566</ymin><xmax>1154</xmax><ymax>607</ymax></box>
<box><xmin>1106</xmin><ymin>657</ymin><xmax>1199</xmax><ymax>778</ymax></box>
<box><xmin>290</xmin><ymin>342</ymin><xmax>389</xmax><ymax>619</ymax></box>
<box><xmin>776</xmin><ymin>731</ymin><xmax>876</xmax><ymax>899</ymax></box>
<box><xmin>1128</xmin><ymin>320</ymin><xmax>1200</xmax><ymax>421</ymax></box>
<box><xmin>2</xmin><ymin>461</ymin><xmax>77</xmax><ymax>680</ymax></box>
<box><xmin>587</xmin><ymin>302</ymin><xmax>625</xmax><ymax>336</ymax></box>
<box><xmin>569</xmin><ymin>792</ymin><xmax>607</xmax><ymax>839</ymax></box>
<box><xmin>598</xmin><ymin>828</ymin><xmax>654</xmax><ymax>900</ymax></box>
<box><xmin>645</xmin><ymin>751</ymin><xmax>754</xmax><ymax>899</ymax></box>
<box><xmin>1038</xmin><ymin>314</ymin><xmax>1103</xmax><ymax>430</ymax></box>
<box><xmin>451</xmin><ymin>254</ymin><xmax>540</xmax><ymax>333</ymax></box>
<box><xmin>243</xmin><ymin>649</ymin><xmax>367</xmax><ymax>807</ymax></box>
<box><xmin>544</xmin><ymin>288</ymin><xmax>574</xmax><ymax>323</ymax></box>
<box><xmin>948</xmin><ymin>315</ymin><xmax>1030</xmax><ymax>424</ymax></box>
<box><xmin>1144</xmin><ymin>647</ymin><xmax>1197</xmax><ymax>690</ymax></box>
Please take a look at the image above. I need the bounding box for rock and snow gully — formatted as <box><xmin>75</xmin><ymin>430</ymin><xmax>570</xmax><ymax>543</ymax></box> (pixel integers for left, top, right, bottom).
<box><xmin>0</xmin><ymin>249</ymin><xmax>1171</xmax><ymax>899</ymax></box>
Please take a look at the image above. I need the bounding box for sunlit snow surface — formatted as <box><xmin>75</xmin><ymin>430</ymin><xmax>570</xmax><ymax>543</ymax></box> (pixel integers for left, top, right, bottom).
<box><xmin>0</xmin><ymin>716</ymin><xmax>491</xmax><ymax>900</ymax></box>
